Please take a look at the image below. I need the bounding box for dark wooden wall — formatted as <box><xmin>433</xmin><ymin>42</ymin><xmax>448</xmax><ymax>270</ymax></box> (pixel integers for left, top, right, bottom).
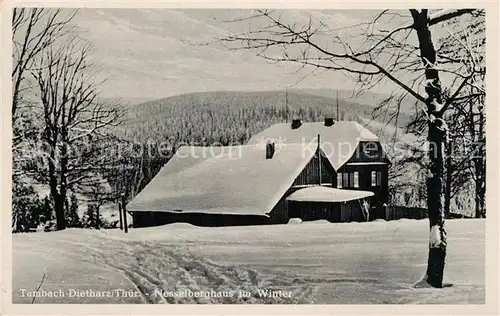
<box><xmin>267</xmin><ymin>196</ymin><xmax>289</xmax><ymax>224</ymax></box>
<box><xmin>287</xmin><ymin>200</ymin><xmax>366</xmax><ymax>222</ymax></box>
<box><xmin>132</xmin><ymin>211</ymin><xmax>271</xmax><ymax>228</ymax></box>
<box><xmin>293</xmin><ymin>152</ymin><xmax>333</xmax><ymax>186</ymax></box>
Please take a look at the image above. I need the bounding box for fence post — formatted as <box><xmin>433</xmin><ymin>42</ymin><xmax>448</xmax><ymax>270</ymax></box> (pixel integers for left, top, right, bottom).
<box><xmin>118</xmin><ymin>201</ymin><xmax>123</xmax><ymax>230</ymax></box>
<box><xmin>121</xmin><ymin>193</ymin><xmax>128</xmax><ymax>233</ymax></box>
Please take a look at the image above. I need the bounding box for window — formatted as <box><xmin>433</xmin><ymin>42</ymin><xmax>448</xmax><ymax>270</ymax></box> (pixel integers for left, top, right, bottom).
<box><xmin>349</xmin><ymin>173</ymin><xmax>354</xmax><ymax>187</ymax></box>
<box><xmin>371</xmin><ymin>171</ymin><xmax>383</xmax><ymax>187</ymax></box>
<box><xmin>371</xmin><ymin>171</ymin><xmax>377</xmax><ymax>187</ymax></box>
<box><xmin>353</xmin><ymin>171</ymin><xmax>359</xmax><ymax>188</ymax></box>
<box><xmin>342</xmin><ymin>172</ymin><xmax>349</xmax><ymax>188</ymax></box>
<box><xmin>337</xmin><ymin>173</ymin><xmax>342</xmax><ymax>188</ymax></box>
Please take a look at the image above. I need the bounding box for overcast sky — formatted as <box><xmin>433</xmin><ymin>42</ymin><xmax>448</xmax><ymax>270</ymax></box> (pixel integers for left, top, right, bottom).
<box><xmin>70</xmin><ymin>9</ymin><xmax>423</xmax><ymax>102</ymax></box>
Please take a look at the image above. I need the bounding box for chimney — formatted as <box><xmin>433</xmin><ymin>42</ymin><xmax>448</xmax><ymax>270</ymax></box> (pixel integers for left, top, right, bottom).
<box><xmin>324</xmin><ymin>117</ymin><xmax>335</xmax><ymax>127</ymax></box>
<box><xmin>291</xmin><ymin>119</ymin><xmax>302</xmax><ymax>129</ymax></box>
<box><xmin>266</xmin><ymin>142</ymin><xmax>275</xmax><ymax>159</ymax></box>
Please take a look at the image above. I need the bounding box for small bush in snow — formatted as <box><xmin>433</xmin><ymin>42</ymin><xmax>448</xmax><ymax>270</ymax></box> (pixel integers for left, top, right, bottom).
<box><xmin>288</xmin><ymin>218</ymin><xmax>302</xmax><ymax>224</ymax></box>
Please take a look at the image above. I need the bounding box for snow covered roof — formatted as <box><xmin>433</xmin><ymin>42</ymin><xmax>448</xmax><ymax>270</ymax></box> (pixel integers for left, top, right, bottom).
<box><xmin>286</xmin><ymin>187</ymin><xmax>374</xmax><ymax>202</ymax></box>
<box><xmin>127</xmin><ymin>143</ymin><xmax>318</xmax><ymax>216</ymax></box>
<box><xmin>247</xmin><ymin>121</ymin><xmax>380</xmax><ymax>170</ymax></box>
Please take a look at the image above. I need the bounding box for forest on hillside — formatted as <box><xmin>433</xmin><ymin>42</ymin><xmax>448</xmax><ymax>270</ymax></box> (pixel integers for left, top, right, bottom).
<box><xmin>120</xmin><ymin>90</ymin><xmax>402</xmax><ymax>142</ymax></box>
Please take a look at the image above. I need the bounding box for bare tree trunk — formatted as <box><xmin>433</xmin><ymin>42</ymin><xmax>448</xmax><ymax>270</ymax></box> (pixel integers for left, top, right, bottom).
<box><xmin>49</xmin><ymin>167</ymin><xmax>66</xmax><ymax>231</ymax></box>
<box><xmin>411</xmin><ymin>9</ymin><xmax>447</xmax><ymax>288</ymax></box>
<box><xmin>475</xmin><ymin>104</ymin><xmax>486</xmax><ymax>218</ymax></box>
<box><xmin>426</xmin><ymin>121</ymin><xmax>447</xmax><ymax>288</ymax></box>
<box><xmin>96</xmin><ymin>205</ymin><xmax>100</xmax><ymax>229</ymax></box>
<box><xmin>54</xmin><ymin>195</ymin><xmax>66</xmax><ymax>230</ymax></box>
<box><xmin>444</xmin><ymin>139</ymin><xmax>452</xmax><ymax>218</ymax></box>
<box><xmin>480</xmin><ymin>163</ymin><xmax>485</xmax><ymax>218</ymax></box>
<box><xmin>46</xmin><ymin>129</ymin><xmax>66</xmax><ymax>231</ymax></box>
<box><xmin>59</xmin><ymin>156</ymin><xmax>69</xmax><ymax>229</ymax></box>
<box><xmin>474</xmin><ymin>159</ymin><xmax>482</xmax><ymax>218</ymax></box>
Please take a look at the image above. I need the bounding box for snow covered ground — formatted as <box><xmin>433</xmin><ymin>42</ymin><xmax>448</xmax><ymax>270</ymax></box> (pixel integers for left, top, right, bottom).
<box><xmin>12</xmin><ymin>219</ymin><xmax>484</xmax><ymax>304</ymax></box>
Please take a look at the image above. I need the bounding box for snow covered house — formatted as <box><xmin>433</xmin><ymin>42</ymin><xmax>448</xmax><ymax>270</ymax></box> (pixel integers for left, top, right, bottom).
<box><xmin>127</xmin><ymin>119</ymin><xmax>390</xmax><ymax>227</ymax></box>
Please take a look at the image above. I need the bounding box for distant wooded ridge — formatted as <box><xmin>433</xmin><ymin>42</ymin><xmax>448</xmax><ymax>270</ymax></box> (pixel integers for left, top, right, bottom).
<box><xmin>127</xmin><ymin>89</ymin><xmax>415</xmax><ymax>115</ymax></box>
<box><xmin>118</xmin><ymin>89</ymin><xmax>415</xmax><ymax>144</ymax></box>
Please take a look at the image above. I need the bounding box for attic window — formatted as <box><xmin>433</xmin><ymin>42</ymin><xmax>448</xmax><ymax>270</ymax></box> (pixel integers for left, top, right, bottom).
<box><xmin>337</xmin><ymin>173</ymin><xmax>342</xmax><ymax>188</ymax></box>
